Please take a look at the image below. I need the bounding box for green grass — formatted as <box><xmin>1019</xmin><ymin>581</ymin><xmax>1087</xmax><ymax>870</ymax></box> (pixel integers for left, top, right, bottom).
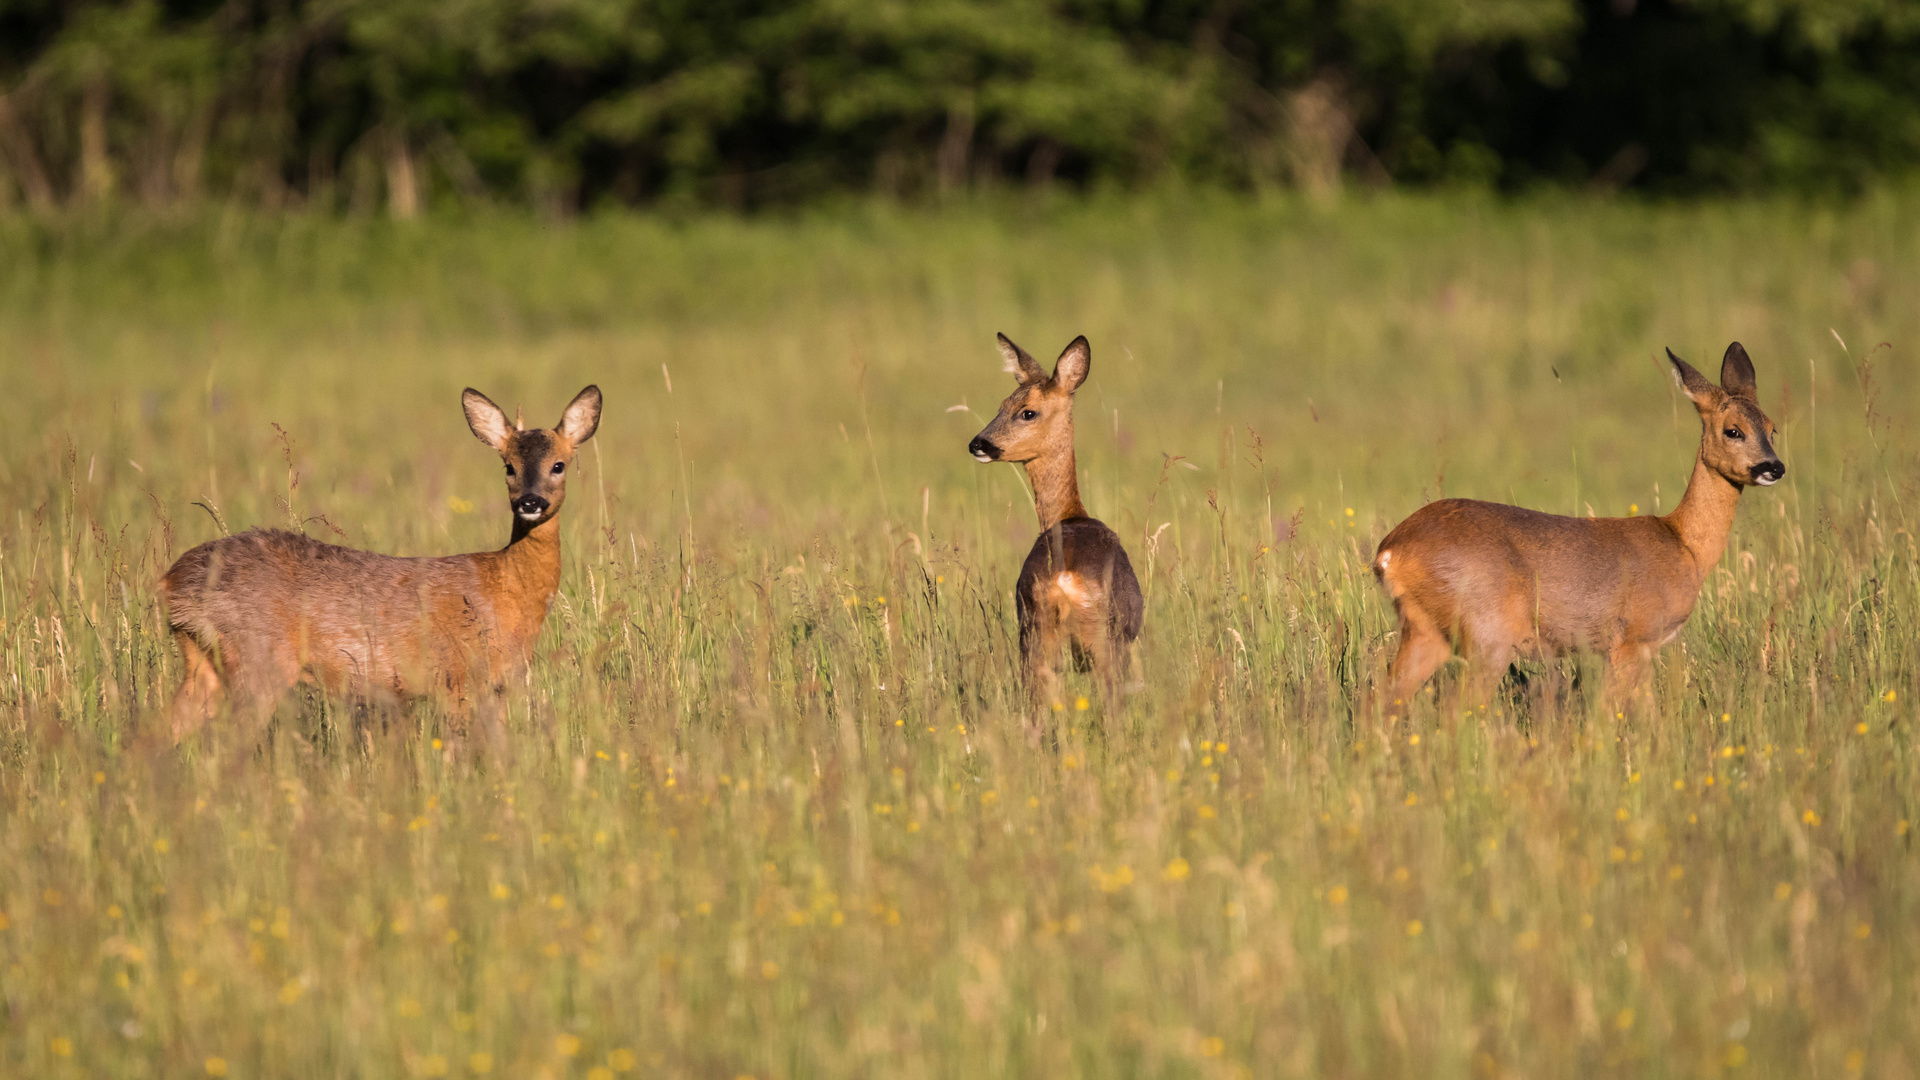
<box><xmin>0</xmin><ymin>191</ymin><xmax>1916</xmax><ymax>1079</ymax></box>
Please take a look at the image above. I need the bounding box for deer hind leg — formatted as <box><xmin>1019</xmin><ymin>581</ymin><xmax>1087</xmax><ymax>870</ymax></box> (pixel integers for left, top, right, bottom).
<box><xmin>1462</xmin><ymin>638</ymin><xmax>1518</xmax><ymax>709</ymax></box>
<box><xmin>1070</xmin><ymin>615</ymin><xmax>1121</xmax><ymax>711</ymax></box>
<box><xmin>220</xmin><ymin>638</ymin><xmax>302</xmax><ymax>739</ymax></box>
<box><xmin>1024</xmin><ymin>625</ymin><xmax>1064</xmax><ymax>712</ymax></box>
<box><xmin>1021</xmin><ymin>606</ymin><xmax>1067</xmax><ymax>719</ymax></box>
<box><xmin>1456</xmin><ymin>584</ymin><xmax>1542</xmax><ymax>712</ymax></box>
<box><xmin>1461</xmin><ymin>622</ymin><xmax>1532</xmax><ymax>711</ymax></box>
<box><xmin>169</xmin><ymin>631</ymin><xmax>226</xmax><ymax>743</ymax></box>
<box><xmin>1052</xmin><ymin>572</ymin><xmax>1132</xmax><ymax>710</ymax></box>
<box><xmin>1385</xmin><ymin>607</ymin><xmax>1451</xmax><ymax>712</ymax></box>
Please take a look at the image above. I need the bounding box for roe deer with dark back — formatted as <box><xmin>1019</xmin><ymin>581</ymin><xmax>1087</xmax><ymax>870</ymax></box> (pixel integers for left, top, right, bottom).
<box><xmin>969</xmin><ymin>334</ymin><xmax>1143</xmax><ymax>715</ymax></box>
<box><xmin>160</xmin><ymin>385</ymin><xmax>602</xmax><ymax>740</ymax></box>
<box><xmin>1373</xmin><ymin>343</ymin><xmax>1783</xmax><ymax>707</ymax></box>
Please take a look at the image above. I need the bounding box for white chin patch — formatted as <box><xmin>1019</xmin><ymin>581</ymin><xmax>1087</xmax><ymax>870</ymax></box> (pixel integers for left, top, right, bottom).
<box><xmin>1754</xmin><ymin>474</ymin><xmax>1779</xmax><ymax>486</ymax></box>
<box><xmin>517</xmin><ymin>511</ymin><xmax>545</xmax><ymax>521</ymax></box>
<box><xmin>972</xmin><ymin>451</ymin><xmax>994</xmax><ymax>462</ymax></box>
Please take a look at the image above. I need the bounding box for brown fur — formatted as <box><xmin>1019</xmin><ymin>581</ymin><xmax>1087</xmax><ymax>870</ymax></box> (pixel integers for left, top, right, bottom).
<box><xmin>1373</xmin><ymin>343</ymin><xmax>1784</xmax><ymax>707</ymax></box>
<box><xmin>159</xmin><ymin>385</ymin><xmax>602</xmax><ymax>740</ymax></box>
<box><xmin>970</xmin><ymin>334</ymin><xmax>1144</xmax><ymax>710</ymax></box>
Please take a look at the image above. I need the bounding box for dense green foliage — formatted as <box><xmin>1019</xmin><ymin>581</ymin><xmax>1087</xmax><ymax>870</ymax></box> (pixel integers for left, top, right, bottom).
<box><xmin>0</xmin><ymin>0</ymin><xmax>1916</xmax><ymax>213</ymax></box>
<box><xmin>0</xmin><ymin>197</ymin><xmax>1916</xmax><ymax>1075</ymax></box>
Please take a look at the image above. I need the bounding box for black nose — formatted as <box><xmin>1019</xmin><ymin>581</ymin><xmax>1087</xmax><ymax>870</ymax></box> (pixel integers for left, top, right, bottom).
<box><xmin>1751</xmin><ymin>461</ymin><xmax>1785</xmax><ymax>484</ymax></box>
<box><xmin>968</xmin><ymin>436</ymin><xmax>999</xmax><ymax>461</ymax></box>
<box><xmin>514</xmin><ymin>494</ymin><xmax>550</xmax><ymax>516</ymax></box>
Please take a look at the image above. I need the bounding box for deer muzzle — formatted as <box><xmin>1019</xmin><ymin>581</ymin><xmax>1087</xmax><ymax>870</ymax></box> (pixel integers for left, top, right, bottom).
<box><xmin>1750</xmin><ymin>461</ymin><xmax>1785</xmax><ymax>486</ymax></box>
<box><xmin>514</xmin><ymin>494</ymin><xmax>550</xmax><ymax>519</ymax></box>
<box><xmin>968</xmin><ymin>436</ymin><xmax>1000</xmax><ymax>462</ymax></box>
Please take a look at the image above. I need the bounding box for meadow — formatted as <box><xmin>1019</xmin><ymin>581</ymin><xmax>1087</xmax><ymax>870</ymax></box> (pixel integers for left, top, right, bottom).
<box><xmin>0</xmin><ymin>191</ymin><xmax>1916</xmax><ymax>1079</ymax></box>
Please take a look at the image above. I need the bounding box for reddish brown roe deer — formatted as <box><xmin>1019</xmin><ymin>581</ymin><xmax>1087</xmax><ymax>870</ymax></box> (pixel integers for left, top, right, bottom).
<box><xmin>1373</xmin><ymin>343</ymin><xmax>1784</xmax><ymax>707</ymax></box>
<box><xmin>160</xmin><ymin>385</ymin><xmax>602</xmax><ymax>740</ymax></box>
<box><xmin>969</xmin><ymin>334</ymin><xmax>1143</xmax><ymax>711</ymax></box>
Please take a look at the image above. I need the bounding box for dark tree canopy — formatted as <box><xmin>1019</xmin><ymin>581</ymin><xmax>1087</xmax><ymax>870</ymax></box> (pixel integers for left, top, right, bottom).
<box><xmin>0</xmin><ymin>0</ymin><xmax>1913</xmax><ymax>214</ymax></box>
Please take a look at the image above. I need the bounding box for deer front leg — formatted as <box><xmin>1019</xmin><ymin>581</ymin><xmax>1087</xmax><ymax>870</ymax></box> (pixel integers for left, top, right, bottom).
<box><xmin>1605</xmin><ymin>643</ymin><xmax>1654</xmax><ymax>715</ymax></box>
<box><xmin>452</xmin><ymin>646</ymin><xmax>515</xmax><ymax>759</ymax></box>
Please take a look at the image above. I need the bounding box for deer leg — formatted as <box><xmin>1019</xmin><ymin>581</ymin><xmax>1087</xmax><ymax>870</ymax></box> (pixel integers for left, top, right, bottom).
<box><xmin>222</xmin><ymin>641</ymin><xmax>300</xmax><ymax>741</ymax></box>
<box><xmin>1067</xmin><ymin>604</ymin><xmax>1121</xmax><ymax>712</ymax></box>
<box><xmin>1385</xmin><ymin>611</ymin><xmax>1450</xmax><ymax>711</ymax></box>
<box><xmin>464</xmin><ymin>666</ymin><xmax>512</xmax><ymax>761</ymax></box>
<box><xmin>1022</xmin><ymin>612</ymin><xmax>1065</xmax><ymax>724</ymax></box>
<box><xmin>1605</xmin><ymin>643</ymin><xmax>1654</xmax><ymax>714</ymax></box>
<box><xmin>1027</xmin><ymin>636</ymin><xmax>1062</xmax><ymax>713</ymax></box>
<box><xmin>1123</xmin><ymin>641</ymin><xmax>1144</xmax><ymax>694</ymax></box>
<box><xmin>169</xmin><ymin>631</ymin><xmax>226</xmax><ymax>743</ymax></box>
<box><xmin>1459</xmin><ymin>590</ymin><xmax>1544</xmax><ymax>712</ymax></box>
<box><xmin>1095</xmin><ymin>628</ymin><xmax>1123</xmax><ymax>711</ymax></box>
<box><xmin>1463</xmin><ymin>638</ymin><xmax>1515</xmax><ymax>710</ymax></box>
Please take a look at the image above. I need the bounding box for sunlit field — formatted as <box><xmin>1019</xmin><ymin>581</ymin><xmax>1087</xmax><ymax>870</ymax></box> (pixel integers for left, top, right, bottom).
<box><xmin>1</xmin><ymin>192</ymin><xmax>1916</xmax><ymax>1079</ymax></box>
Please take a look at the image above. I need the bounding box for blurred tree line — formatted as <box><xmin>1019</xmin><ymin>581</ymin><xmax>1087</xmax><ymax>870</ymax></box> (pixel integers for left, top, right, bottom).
<box><xmin>0</xmin><ymin>0</ymin><xmax>1914</xmax><ymax>215</ymax></box>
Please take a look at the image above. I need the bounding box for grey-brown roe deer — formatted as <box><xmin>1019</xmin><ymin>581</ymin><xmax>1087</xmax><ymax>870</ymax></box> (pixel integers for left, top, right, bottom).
<box><xmin>160</xmin><ymin>386</ymin><xmax>601</xmax><ymax>740</ymax></box>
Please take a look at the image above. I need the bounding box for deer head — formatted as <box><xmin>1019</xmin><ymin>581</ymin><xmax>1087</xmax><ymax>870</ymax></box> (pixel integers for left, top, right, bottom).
<box><xmin>1667</xmin><ymin>343</ymin><xmax>1784</xmax><ymax>488</ymax></box>
<box><xmin>968</xmin><ymin>334</ymin><xmax>1089</xmax><ymax>465</ymax></box>
<box><xmin>462</xmin><ymin>385</ymin><xmax>603</xmax><ymax>526</ymax></box>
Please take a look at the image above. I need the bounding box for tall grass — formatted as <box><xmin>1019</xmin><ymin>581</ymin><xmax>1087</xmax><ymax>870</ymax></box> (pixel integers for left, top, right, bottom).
<box><xmin>0</xmin><ymin>192</ymin><xmax>1915</xmax><ymax>1078</ymax></box>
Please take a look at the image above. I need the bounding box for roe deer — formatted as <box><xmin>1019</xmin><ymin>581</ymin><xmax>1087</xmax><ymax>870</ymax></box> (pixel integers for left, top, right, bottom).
<box><xmin>160</xmin><ymin>385</ymin><xmax>602</xmax><ymax>740</ymax></box>
<box><xmin>1373</xmin><ymin>343</ymin><xmax>1784</xmax><ymax>708</ymax></box>
<box><xmin>969</xmin><ymin>334</ymin><xmax>1143</xmax><ymax>711</ymax></box>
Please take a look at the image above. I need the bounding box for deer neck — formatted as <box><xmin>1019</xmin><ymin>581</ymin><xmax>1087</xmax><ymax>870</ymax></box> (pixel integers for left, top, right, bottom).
<box><xmin>1662</xmin><ymin>452</ymin><xmax>1743</xmax><ymax>582</ymax></box>
<box><xmin>1024</xmin><ymin>443</ymin><xmax>1087</xmax><ymax>532</ymax></box>
<box><xmin>503</xmin><ymin>513</ymin><xmax>563</xmax><ymax>596</ymax></box>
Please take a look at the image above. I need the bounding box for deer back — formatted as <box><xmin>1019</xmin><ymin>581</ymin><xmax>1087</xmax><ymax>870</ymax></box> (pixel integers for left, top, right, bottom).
<box><xmin>1016</xmin><ymin>517</ymin><xmax>1144</xmax><ymax>644</ymax></box>
<box><xmin>163</xmin><ymin>527</ymin><xmax>529</xmax><ymax>697</ymax></box>
<box><xmin>1375</xmin><ymin>499</ymin><xmax>1704</xmax><ymax>653</ymax></box>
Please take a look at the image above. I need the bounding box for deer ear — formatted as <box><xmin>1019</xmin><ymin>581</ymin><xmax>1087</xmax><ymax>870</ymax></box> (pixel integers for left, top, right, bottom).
<box><xmin>1666</xmin><ymin>349</ymin><xmax>1720</xmax><ymax>408</ymax></box>
<box><xmin>1719</xmin><ymin>342</ymin><xmax>1758</xmax><ymax>400</ymax></box>
<box><xmin>1052</xmin><ymin>336</ymin><xmax>1090</xmax><ymax>393</ymax></box>
<box><xmin>997</xmin><ymin>333</ymin><xmax>1047</xmax><ymax>386</ymax></box>
<box><xmin>463</xmin><ymin>388</ymin><xmax>513</xmax><ymax>450</ymax></box>
<box><xmin>558</xmin><ymin>385</ymin><xmax>602</xmax><ymax>445</ymax></box>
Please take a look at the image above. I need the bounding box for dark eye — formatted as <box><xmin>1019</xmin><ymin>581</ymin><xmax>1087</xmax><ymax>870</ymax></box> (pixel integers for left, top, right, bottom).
<box><xmin>1019</xmin><ymin>409</ymin><xmax>1039</xmax><ymax>421</ymax></box>
<box><xmin>505</xmin><ymin>463</ymin><xmax>516</xmax><ymax>476</ymax></box>
<box><xmin>551</xmin><ymin>461</ymin><xmax>565</xmax><ymax>475</ymax></box>
<box><xmin>1723</xmin><ymin>427</ymin><xmax>1744</xmax><ymax>440</ymax></box>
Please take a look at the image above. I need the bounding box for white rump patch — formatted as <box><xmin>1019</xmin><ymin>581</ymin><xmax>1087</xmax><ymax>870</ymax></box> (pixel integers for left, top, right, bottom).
<box><xmin>1054</xmin><ymin>572</ymin><xmax>1096</xmax><ymax>609</ymax></box>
